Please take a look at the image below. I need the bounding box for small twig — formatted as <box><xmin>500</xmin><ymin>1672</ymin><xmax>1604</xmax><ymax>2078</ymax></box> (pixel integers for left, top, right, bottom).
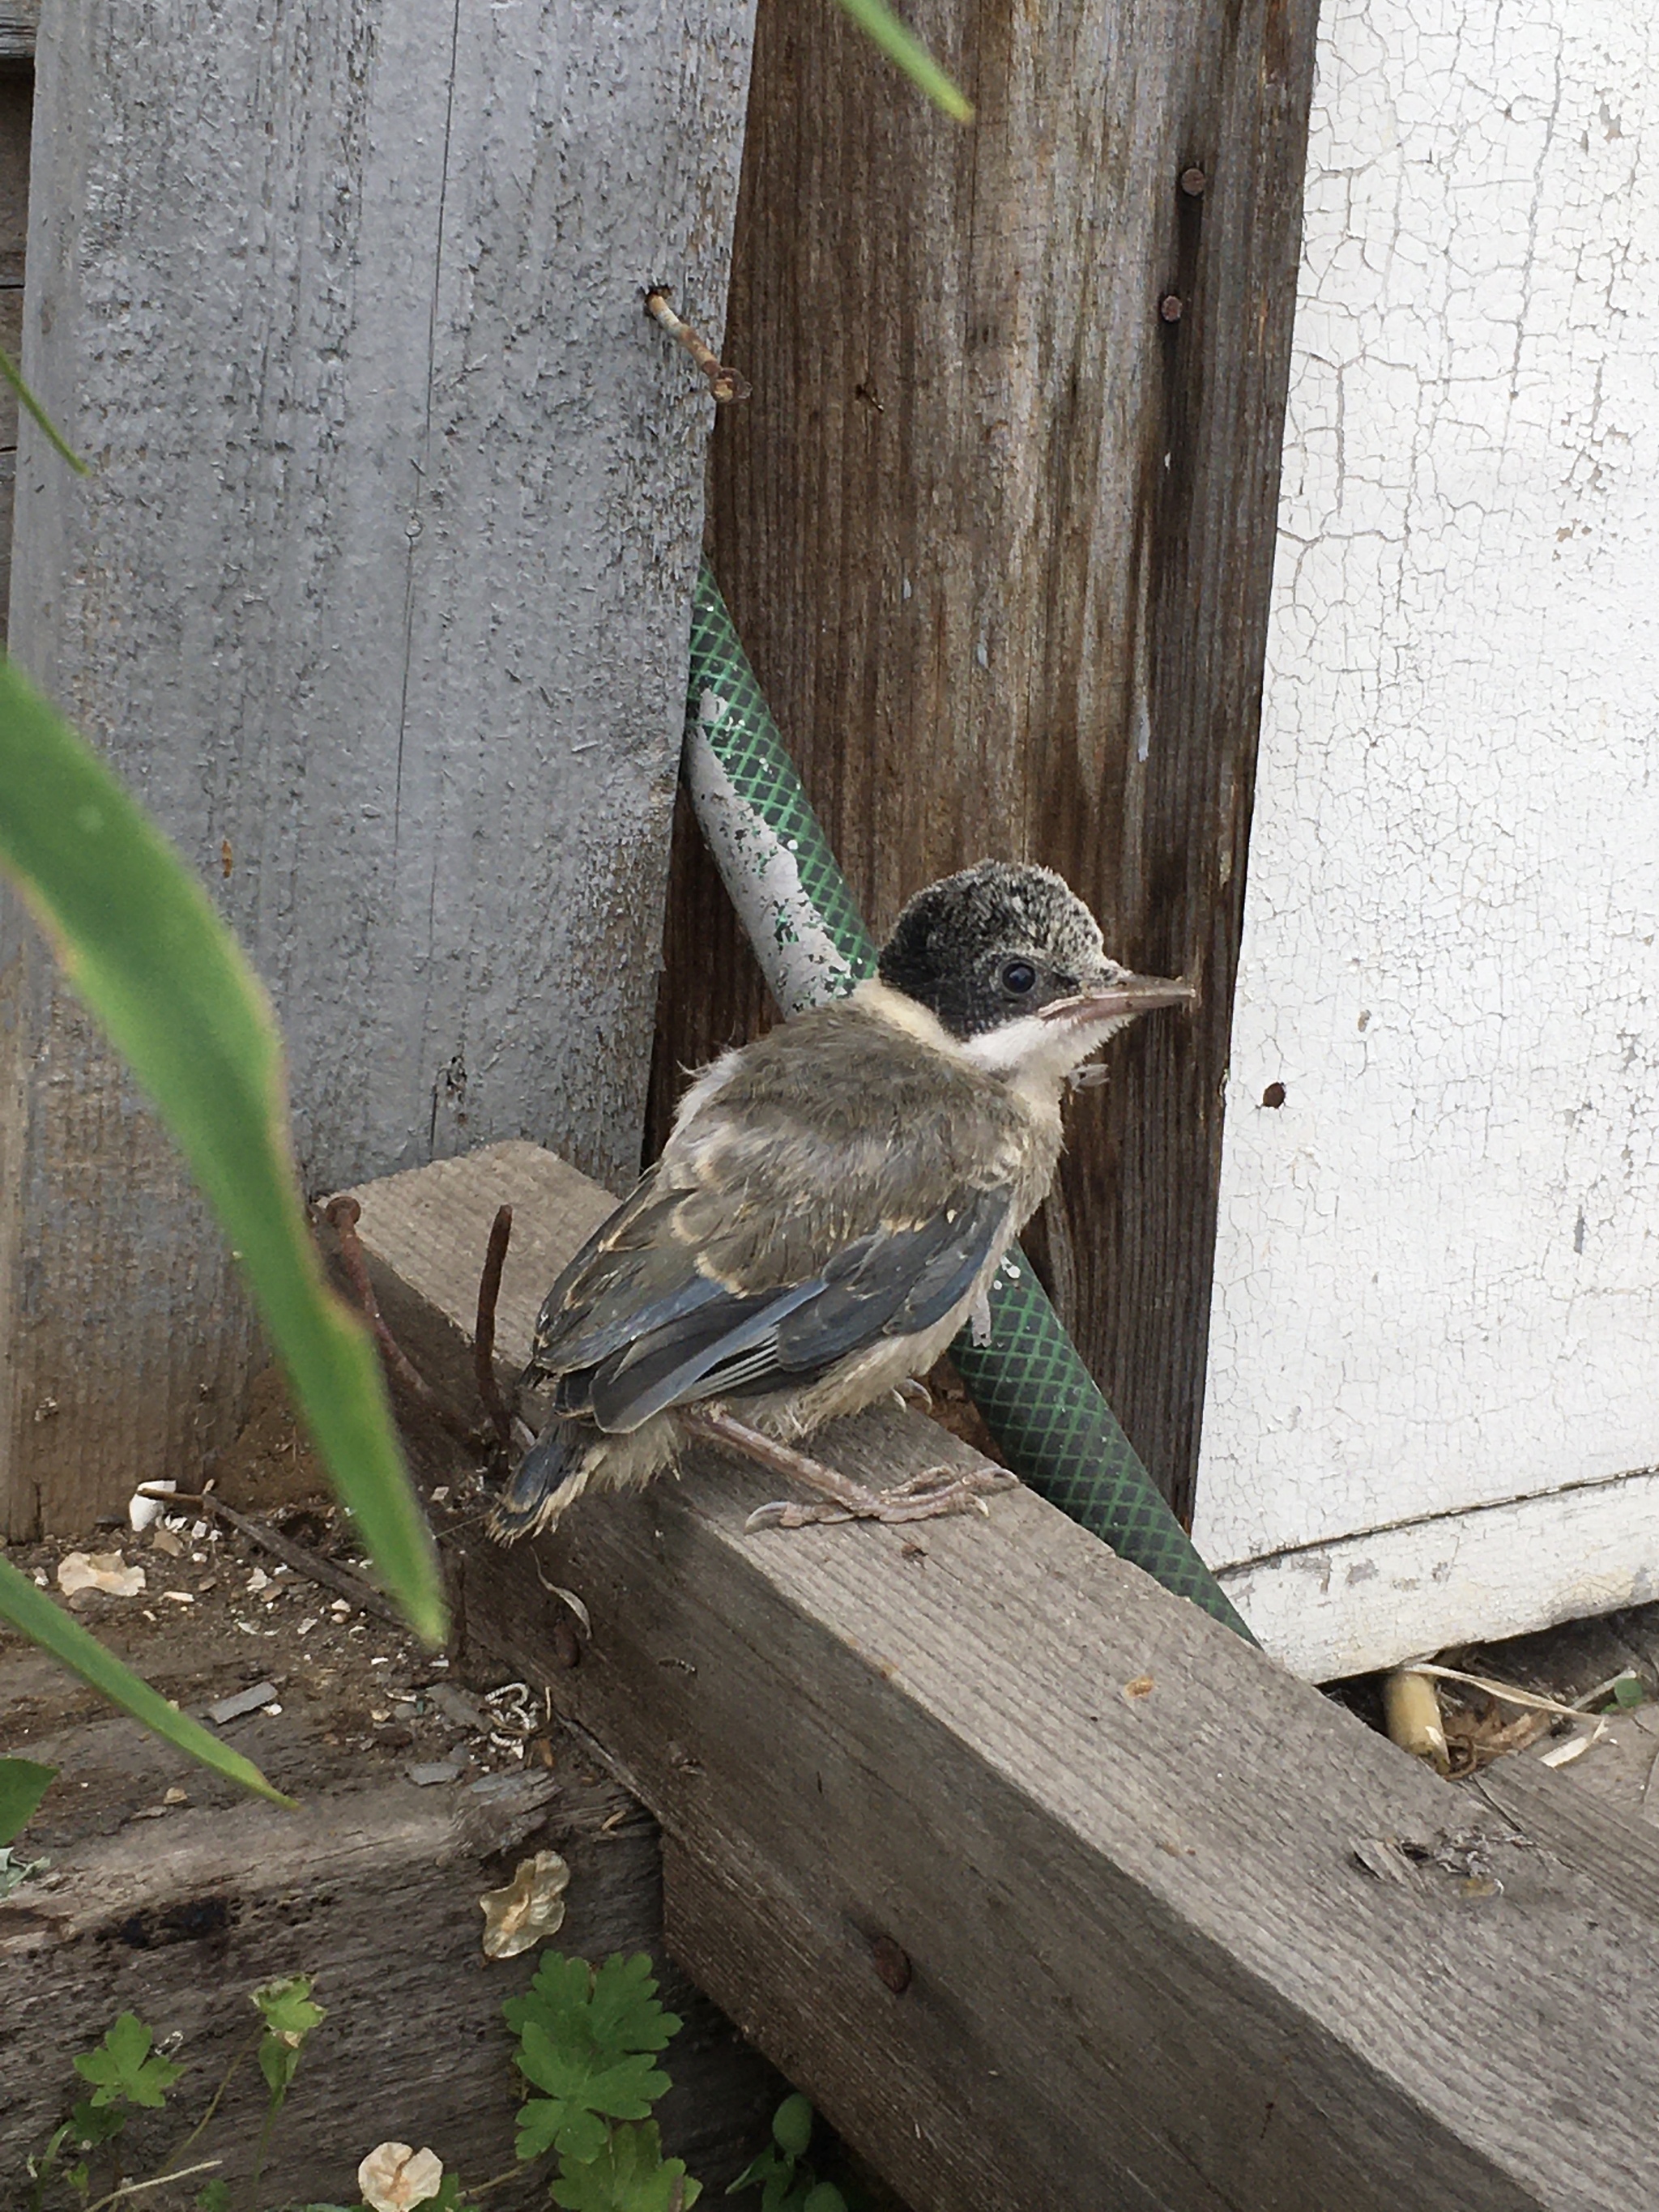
<box><xmin>644</xmin><ymin>288</ymin><xmax>752</xmax><ymax>403</ymax></box>
<box><xmin>324</xmin><ymin>1196</ymin><xmax>488</xmax><ymax>1450</ymax></box>
<box><xmin>138</xmin><ymin>1487</ymin><xmax>403</xmax><ymax>1626</ymax></box>
<box><xmin>474</xmin><ymin>1204</ymin><xmax>515</xmax><ymax>1450</ymax></box>
<box><xmin>82</xmin><ymin>2163</ymin><xmax>223</xmax><ymax>2212</ymax></box>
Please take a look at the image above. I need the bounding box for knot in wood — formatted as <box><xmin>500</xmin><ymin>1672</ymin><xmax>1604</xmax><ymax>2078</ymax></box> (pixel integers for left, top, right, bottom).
<box><xmin>869</xmin><ymin>1933</ymin><xmax>912</xmax><ymax>1994</ymax></box>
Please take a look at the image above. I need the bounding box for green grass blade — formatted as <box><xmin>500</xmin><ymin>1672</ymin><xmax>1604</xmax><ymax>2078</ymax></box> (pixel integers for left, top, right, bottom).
<box><xmin>834</xmin><ymin>0</ymin><xmax>973</xmax><ymax>121</ymax></box>
<box><xmin>0</xmin><ymin>346</ymin><xmax>89</xmax><ymax>475</ymax></box>
<box><xmin>0</xmin><ymin>658</ymin><xmax>445</xmax><ymax>1647</ymax></box>
<box><xmin>0</xmin><ymin>1753</ymin><xmax>57</xmax><ymax>1843</ymax></box>
<box><xmin>0</xmin><ymin>1557</ymin><xmax>293</xmax><ymax>1805</ymax></box>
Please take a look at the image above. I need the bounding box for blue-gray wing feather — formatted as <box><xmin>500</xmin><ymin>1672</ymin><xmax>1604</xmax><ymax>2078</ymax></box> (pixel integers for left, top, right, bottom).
<box><xmin>530</xmin><ymin>1178</ymin><xmax>1009</xmax><ymax>1437</ymax></box>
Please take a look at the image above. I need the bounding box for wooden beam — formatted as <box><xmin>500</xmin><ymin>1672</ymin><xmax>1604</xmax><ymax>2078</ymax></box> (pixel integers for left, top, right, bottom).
<box><xmin>0</xmin><ymin>0</ymin><xmax>756</xmax><ymax>1536</ymax></box>
<box><xmin>2</xmin><ymin>1754</ymin><xmax>778</xmax><ymax>2203</ymax></box>
<box><xmin>652</xmin><ymin>0</ymin><xmax>1320</xmax><ymax>1524</ymax></box>
<box><xmin>0</xmin><ymin>4</ymin><xmax>35</xmax><ymax>66</ymax></box>
<box><xmin>346</xmin><ymin>1140</ymin><xmax>1659</xmax><ymax>2212</ymax></box>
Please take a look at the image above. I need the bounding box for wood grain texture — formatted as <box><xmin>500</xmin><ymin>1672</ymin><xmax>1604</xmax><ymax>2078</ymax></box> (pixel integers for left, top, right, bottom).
<box><xmin>651</xmin><ymin>0</ymin><xmax>1320</xmax><ymax>1524</ymax></box>
<box><xmin>353</xmin><ymin>1140</ymin><xmax>1659</xmax><ymax>2212</ymax></box>
<box><xmin>1</xmin><ymin>1758</ymin><xmax>779</xmax><ymax>2204</ymax></box>
<box><xmin>0</xmin><ymin>2</ymin><xmax>33</xmax><ymax>65</ymax></box>
<box><xmin>0</xmin><ymin>0</ymin><xmax>754</xmax><ymax>1534</ymax></box>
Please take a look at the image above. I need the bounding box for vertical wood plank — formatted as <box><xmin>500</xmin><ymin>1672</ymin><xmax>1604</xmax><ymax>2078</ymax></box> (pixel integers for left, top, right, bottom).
<box><xmin>652</xmin><ymin>0</ymin><xmax>1319</xmax><ymax>1521</ymax></box>
<box><xmin>1</xmin><ymin>0</ymin><xmax>754</xmax><ymax>1535</ymax></box>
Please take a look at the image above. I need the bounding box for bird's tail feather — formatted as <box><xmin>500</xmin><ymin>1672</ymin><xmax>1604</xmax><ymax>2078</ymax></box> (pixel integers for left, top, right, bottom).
<box><xmin>489</xmin><ymin>1421</ymin><xmax>593</xmax><ymax>1543</ymax></box>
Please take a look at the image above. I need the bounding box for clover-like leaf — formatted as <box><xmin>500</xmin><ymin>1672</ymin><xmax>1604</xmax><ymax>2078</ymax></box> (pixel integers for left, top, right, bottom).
<box><xmin>549</xmin><ymin>2120</ymin><xmax>702</xmax><ymax>2211</ymax></box>
<box><xmin>72</xmin><ymin>2013</ymin><xmax>185</xmax><ymax>2110</ymax></box>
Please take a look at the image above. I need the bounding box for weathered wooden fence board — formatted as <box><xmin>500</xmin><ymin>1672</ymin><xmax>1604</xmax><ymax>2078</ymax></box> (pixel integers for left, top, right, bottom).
<box><xmin>348</xmin><ymin>1139</ymin><xmax>1659</xmax><ymax>2212</ymax></box>
<box><xmin>1</xmin><ymin>0</ymin><xmax>754</xmax><ymax>1536</ymax></box>
<box><xmin>654</xmin><ymin>0</ymin><xmax>1320</xmax><ymax>1524</ymax></box>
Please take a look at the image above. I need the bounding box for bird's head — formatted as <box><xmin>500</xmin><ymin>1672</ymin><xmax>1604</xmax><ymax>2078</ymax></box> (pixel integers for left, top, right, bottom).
<box><xmin>876</xmin><ymin>860</ymin><xmax>1195</xmax><ymax>1088</ymax></box>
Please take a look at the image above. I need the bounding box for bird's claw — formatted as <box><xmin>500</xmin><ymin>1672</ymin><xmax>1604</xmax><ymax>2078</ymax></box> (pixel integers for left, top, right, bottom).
<box><xmin>744</xmin><ymin>1461</ymin><xmax>1016</xmax><ymax>1534</ymax></box>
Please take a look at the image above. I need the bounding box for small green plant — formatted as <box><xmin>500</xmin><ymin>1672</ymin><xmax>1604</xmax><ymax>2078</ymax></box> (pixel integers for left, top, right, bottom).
<box><xmin>504</xmin><ymin>1952</ymin><xmax>697</xmax><ymax>2206</ymax></box>
<box><xmin>727</xmin><ymin>2096</ymin><xmax>848</xmax><ymax>2212</ymax></box>
<box><xmin>25</xmin><ymin>1957</ymin><xmax>852</xmax><ymax>2212</ymax></box>
<box><xmin>28</xmin><ymin>2010</ymin><xmax>195</xmax><ymax>2212</ymax></box>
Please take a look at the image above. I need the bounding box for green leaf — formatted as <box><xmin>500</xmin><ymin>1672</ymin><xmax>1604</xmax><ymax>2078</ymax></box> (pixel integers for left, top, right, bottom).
<box><xmin>517</xmin><ymin>2099</ymin><xmax>608</xmax><ymax>2168</ymax></box>
<box><xmin>0</xmin><ymin>345</ymin><xmax>89</xmax><ymax>474</ymax></box>
<box><xmin>0</xmin><ymin>662</ymin><xmax>443</xmax><ymax>1646</ymax></box>
<box><xmin>1610</xmin><ymin>1674</ymin><xmax>1646</xmax><ymax>1710</ymax></box>
<box><xmin>67</xmin><ymin>2099</ymin><xmax>127</xmax><ymax>2150</ymax></box>
<box><xmin>832</xmin><ymin>0</ymin><xmax>972</xmax><ymax>121</ymax></box>
<box><xmin>0</xmin><ymin>1755</ymin><xmax>54</xmax><ymax>1844</ymax></box>
<box><xmin>770</xmin><ymin>2098</ymin><xmax>812</xmax><ymax>2163</ymax></box>
<box><xmin>423</xmin><ymin>2178</ymin><xmax>481</xmax><ymax>2212</ymax></box>
<box><xmin>800</xmin><ymin>2188</ymin><xmax>847</xmax><ymax>2212</ymax></box>
<box><xmin>0</xmin><ymin>1554</ymin><xmax>293</xmax><ymax>1808</ymax></box>
<box><xmin>71</xmin><ymin>2013</ymin><xmax>185</xmax><ymax>2110</ymax></box>
<box><xmin>253</xmin><ymin>1975</ymin><xmax>326</xmax><ymax>2044</ymax></box>
<box><xmin>587</xmin><ymin>1954</ymin><xmax>682</xmax><ymax>2055</ymax></box>
<box><xmin>514</xmin><ymin>2021</ymin><xmax>669</xmax><ymax>2152</ymax></box>
<box><xmin>254</xmin><ymin>1974</ymin><xmax>326</xmax><ymax>2099</ymax></box>
<box><xmin>726</xmin><ymin>2150</ymin><xmax>785</xmax><ymax>2197</ymax></box>
<box><xmin>549</xmin><ymin>2121</ymin><xmax>702</xmax><ymax>2211</ymax></box>
<box><xmin>503</xmin><ymin>1951</ymin><xmax>597</xmax><ymax>2045</ymax></box>
<box><xmin>195</xmin><ymin>2183</ymin><xmax>233</xmax><ymax>2212</ymax></box>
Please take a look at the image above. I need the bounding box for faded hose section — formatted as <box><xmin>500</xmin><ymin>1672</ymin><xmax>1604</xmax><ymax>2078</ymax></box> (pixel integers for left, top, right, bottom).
<box><xmin>682</xmin><ymin>560</ymin><xmax>1254</xmax><ymax>1643</ymax></box>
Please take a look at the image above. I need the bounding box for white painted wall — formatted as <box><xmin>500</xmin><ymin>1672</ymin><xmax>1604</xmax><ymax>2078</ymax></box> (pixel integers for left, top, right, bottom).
<box><xmin>1195</xmin><ymin>0</ymin><xmax>1659</xmax><ymax>1678</ymax></box>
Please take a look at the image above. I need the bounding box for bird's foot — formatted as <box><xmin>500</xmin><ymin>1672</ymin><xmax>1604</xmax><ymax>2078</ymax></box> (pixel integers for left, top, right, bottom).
<box><xmin>746</xmin><ymin>1460</ymin><xmax>1017</xmax><ymax>1532</ymax></box>
<box><xmin>679</xmin><ymin>1408</ymin><xmax>1016</xmax><ymax>1533</ymax></box>
<box><xmin>891</xmin><ymin>1375</ymin><xmax>934</xmax><ymax>1412</ymax></box>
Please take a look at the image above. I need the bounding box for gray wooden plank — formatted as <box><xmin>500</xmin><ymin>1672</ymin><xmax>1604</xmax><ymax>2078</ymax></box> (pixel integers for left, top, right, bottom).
<box><xmin>0</xmin><ymin>0</ymin><xmax>754</xmax><ymax>1533</ymax></box>
<box><xmin>348</xmin><ymin>1139</ymin><xmax>1659</xmax><ymax>2212</ymax></box>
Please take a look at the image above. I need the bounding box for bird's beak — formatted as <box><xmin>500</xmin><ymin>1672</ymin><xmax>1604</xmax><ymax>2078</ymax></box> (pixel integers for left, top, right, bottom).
<box><xmin>1038</xmin><ymin>974</ymin><xmax>1198</xmax><ymax>1030</ymax></box>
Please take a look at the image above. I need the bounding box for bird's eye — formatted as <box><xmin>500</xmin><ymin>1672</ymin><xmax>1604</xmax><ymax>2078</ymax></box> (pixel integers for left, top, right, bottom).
<box><xmin>1001</xmin><ymin>960</ymin><xmax>1038</xmax><ymax>995</ymax></box>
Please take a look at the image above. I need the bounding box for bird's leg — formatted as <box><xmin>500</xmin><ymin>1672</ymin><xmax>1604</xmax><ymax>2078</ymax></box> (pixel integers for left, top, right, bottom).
<box><xmin>893</xmin><ymin>1376</ymin><xmax>933</xmax><ymax>1411</ymax></box>
<box><xmin>680</xmin><ymin>1408</ymin><xmax>1016</xmax><ymax>1533</ymax></box>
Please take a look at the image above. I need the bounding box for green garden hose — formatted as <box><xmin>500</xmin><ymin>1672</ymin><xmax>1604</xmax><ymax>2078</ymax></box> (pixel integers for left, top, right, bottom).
<box><xmin>683</xmin><ymin>560</ymin><xmax>1254</xmax><ymax>1643</ymax></box>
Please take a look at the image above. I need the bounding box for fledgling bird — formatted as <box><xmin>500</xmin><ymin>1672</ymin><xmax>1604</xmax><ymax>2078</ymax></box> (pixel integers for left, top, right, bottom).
<box><xmin>490</xmin><ymin>860</ymin><xmax>1193</xmax><ymax>1541</ymax></box>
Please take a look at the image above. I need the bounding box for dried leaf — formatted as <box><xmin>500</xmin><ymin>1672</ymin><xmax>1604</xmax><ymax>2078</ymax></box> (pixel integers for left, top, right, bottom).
<box><xmin>357</xmin><ymin>2142</ymin><xmax>443</xmax><ymax>2212</ymax></box>
<box><xmin>480</xmin><ymin>1848</ymin><xmax>571</xmax><ymax>1960</ymax></box>
<box><xmin>57</xmin><ymin>1552</ymin><xmax>146</xmax><ymax>1599</ymax></box>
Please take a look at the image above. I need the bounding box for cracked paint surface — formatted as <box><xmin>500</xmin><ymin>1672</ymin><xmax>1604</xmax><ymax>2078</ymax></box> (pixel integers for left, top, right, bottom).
<box><xmin>1194</xmin><ymin>0</ymin><xmax>1659</xmax><ymax>1676</ymax></box>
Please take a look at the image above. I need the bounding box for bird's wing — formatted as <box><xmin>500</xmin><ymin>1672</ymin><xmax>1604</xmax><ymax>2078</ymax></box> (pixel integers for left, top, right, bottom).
<box><xmin>523</xmin><ymin>1004</ymin><xmax>1026</xmax><ymax>1436</ymax></box>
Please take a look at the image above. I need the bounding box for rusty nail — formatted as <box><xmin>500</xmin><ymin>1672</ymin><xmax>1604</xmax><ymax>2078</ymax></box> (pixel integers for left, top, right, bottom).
<box><xmin>644</xmin><ymin>288</ymin><xmax>752</xmax><ymax>403</ymax></box>
<box><xmin>870</xmin><ymin>1933</ymin><xmax>912</xmax><ymax>1994</ymax></box>
<box><xmin>1160</xmin><ymin>294</ymin><xmax>1183</xmax><ymax>323</ymax></box>
<box><xmin>1180</xmin><ymin>167</ymin><xmax>1207</xmax><ymax>196</ymax></box>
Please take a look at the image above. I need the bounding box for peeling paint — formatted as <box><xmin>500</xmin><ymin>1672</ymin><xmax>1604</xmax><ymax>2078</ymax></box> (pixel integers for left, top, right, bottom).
<box><xmin>1196</xmin><ymin>0</ymin><xmax>1659</xmax><ymax>1676</ymax></box>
